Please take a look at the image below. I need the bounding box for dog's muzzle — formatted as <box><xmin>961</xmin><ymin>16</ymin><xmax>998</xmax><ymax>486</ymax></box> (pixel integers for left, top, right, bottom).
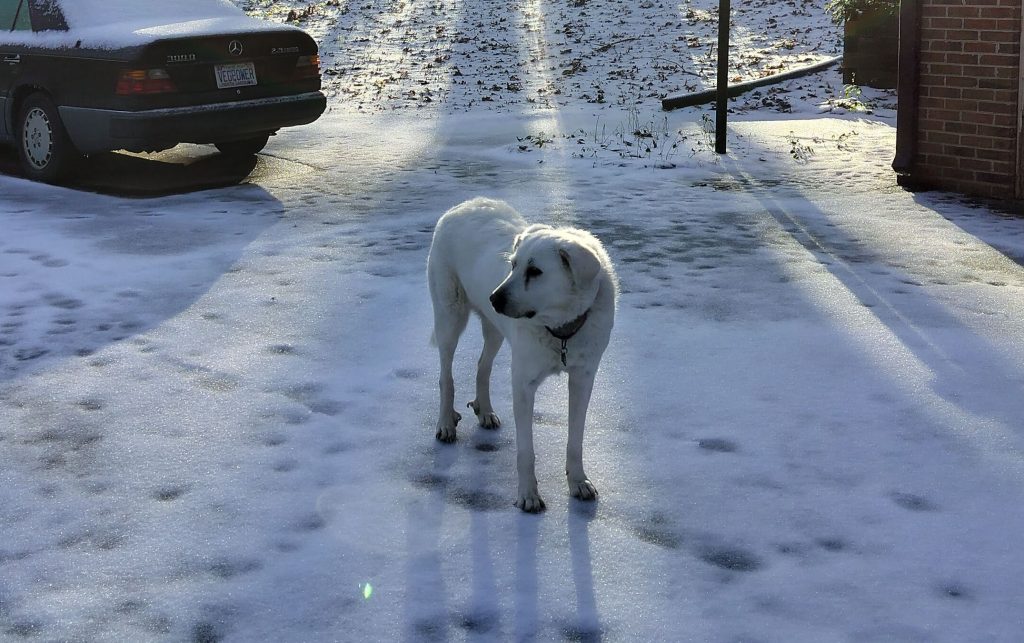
<box><xmin>490</xmin><ymin>289</ymin><xmax>535</xmax><ymax>318</ymax></box>
<box><xmin>490</xmin><ymin>289</ymin><xmax>508</xmax><ymax>315</ymax></box>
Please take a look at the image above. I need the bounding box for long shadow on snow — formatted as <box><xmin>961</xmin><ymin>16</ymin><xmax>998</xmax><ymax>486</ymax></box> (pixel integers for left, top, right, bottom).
<box><xmin>720</xmin><ymin>156</ymin><xmax>1024</xmax><ymax>449</ymax></box>
<box><xmin>0</xmin><ymin>176</ymin><xmax>281</xmax><ymax>383</ymax></box>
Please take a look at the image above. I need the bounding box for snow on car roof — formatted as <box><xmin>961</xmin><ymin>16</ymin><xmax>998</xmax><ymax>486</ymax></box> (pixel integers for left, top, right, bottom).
<box><xmin>1</xmin><ymin>0</ymin><xmax>301</xmax><ymax>49</ymax></box>
<box><xmin>61</xmin><ymin>0</ymin><xmax>243</xmax><ymax>28</ymax></box>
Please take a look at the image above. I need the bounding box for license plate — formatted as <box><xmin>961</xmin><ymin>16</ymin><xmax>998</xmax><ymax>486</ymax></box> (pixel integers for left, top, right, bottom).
<box><xmin>215</xmin><ymin>62</ymin><xmax>257</xmax><ymax>89</ymax></box>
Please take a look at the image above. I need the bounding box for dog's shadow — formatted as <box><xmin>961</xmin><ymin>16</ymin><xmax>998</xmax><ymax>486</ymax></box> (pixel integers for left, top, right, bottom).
<box><xmin>567</xmin><ymin>500</ymin><xmax>602</xmax><ymax>639</ymax></box>
<box><xmin>513</xmin><ymin>499</ymin><xmax>604</xmax><ymax>640</ymax></box>
<box><xmin>404</xmin><ymin>441</ymin><xmax>603</xmax><ymax>639</ymax></box>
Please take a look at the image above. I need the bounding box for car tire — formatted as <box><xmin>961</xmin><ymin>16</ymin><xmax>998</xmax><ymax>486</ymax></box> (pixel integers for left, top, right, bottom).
<box><xmin>215</xmin><ymin>133</ymin><xmax>271</xmax><ymax>157</ymax></box>
<box><xmin>17</xmin><ymin>92</ymin><xmax>81</xmax><ymax>184</ymax></box>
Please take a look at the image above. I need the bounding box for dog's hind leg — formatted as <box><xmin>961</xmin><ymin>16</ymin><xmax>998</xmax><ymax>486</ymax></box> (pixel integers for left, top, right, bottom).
<box><xmin>430</xmin><ymin>274</ymin><xmax>469</xmax><ymax>443</ymax></box>
<box><xmin>468</xmin><ymin>316</ymin><xmax>503</xmax><ymax>429</ymax></box>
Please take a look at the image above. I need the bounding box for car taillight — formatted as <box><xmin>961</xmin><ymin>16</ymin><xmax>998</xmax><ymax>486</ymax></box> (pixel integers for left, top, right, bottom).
<box><xmin>116</xmin><ymin>69</ymin><xmax>176</xmax><ymax>95</ymax></box>
<box><xmin>295</xmin><ymin>54</ymin><xmax>320</xmax><ymax>79</ymax></box>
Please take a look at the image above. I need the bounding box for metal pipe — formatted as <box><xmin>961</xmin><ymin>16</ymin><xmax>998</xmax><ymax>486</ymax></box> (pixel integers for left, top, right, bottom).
<box><xmin>715</xmin><ymin>0</ymin><xmax>731</xmax><ymax>153</ymax></box>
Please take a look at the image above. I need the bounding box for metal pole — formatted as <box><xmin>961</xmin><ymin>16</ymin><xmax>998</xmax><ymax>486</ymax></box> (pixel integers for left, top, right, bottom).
<box><xmin>715</xmin><ymin>0</ymin><xmax>730</xmax><ymax>153</ymax></box>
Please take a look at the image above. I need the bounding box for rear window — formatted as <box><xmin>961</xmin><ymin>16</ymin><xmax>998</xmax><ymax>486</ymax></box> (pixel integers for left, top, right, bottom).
<box><xmin>28</xmin><ymin>0</ymin><xmax>66</xmax><ymax>31</ymax></box>
<box><xmin>0</xmin><ymin>0</ymin><xmax>30</xmax><ymax>30</ymax></box>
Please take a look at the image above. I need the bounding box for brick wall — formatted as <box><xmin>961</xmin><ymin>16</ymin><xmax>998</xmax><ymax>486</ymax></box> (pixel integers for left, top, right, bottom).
<box><xmin>914</xmin><ymin>0</ymin><xmax>1021</xmax><ymax>199</ymax></box>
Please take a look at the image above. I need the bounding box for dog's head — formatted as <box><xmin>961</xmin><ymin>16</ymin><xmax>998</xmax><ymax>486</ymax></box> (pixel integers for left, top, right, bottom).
<box><xmin>490</xmin><ymin>224</ymin><xmax>603</xmax><ymax>326</ymax></box>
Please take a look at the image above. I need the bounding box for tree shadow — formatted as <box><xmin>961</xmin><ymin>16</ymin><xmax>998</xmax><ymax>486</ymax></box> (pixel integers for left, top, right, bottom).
<box><xmin>718</xmin><ymin>151</ymin><xmax>1024</xmax><ymax>464</ymax></box>
<box><xmin>0</xmin><ymin>173</ymin><xmax>282</xmax><ymax>381</ymax></box>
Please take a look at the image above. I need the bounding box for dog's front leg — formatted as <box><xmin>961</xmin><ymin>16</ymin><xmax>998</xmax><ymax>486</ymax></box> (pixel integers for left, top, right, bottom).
<box><xmin>566</xmin><ymin>368</ymin><xmax>598</xmax><ymax>501</ymax></box>
<box><xmin>512</xmin><ymin>370</ymin><xmax>545</xmax><ymax>512</ymax></box>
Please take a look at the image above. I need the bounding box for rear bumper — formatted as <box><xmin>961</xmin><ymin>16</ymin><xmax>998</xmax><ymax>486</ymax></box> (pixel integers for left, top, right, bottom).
<box><xmin>59</xmin><ymin>91</ymin><xmax>327</xmax><ymax>153</ymax></box>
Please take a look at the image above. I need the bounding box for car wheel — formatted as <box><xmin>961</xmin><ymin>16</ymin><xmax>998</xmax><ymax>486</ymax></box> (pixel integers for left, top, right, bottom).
<box><xmin>215</xmin><ymin>133</ymin><xmax>271</xmax><ymax>157</ymax></box>
<box><xmin>17</xmin><ymin>93</ymin><xmax>80</xmax><ymax>184</ymax></box>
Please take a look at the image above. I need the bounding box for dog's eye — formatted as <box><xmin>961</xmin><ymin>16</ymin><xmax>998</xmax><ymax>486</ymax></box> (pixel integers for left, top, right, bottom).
<box><xmin>525</xmin><ymin>266</ymin><xmax>543</xmax><ymax>279</ymax></box>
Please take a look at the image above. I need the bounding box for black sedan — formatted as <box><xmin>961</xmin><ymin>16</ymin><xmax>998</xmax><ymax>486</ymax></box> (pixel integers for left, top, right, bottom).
<box><xmin>0</xmin><ymin>0</ymin><xmax>327</xmax><ymax>183</ymax></box>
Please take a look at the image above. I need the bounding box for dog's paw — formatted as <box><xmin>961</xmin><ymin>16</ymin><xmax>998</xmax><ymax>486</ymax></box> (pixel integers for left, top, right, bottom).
<box><xmin>515</xmin><ymin>489</ymin><xmax>546</xmax><ymax>513</ymax></box>
<box><xmin>467</xmin><ymin>401</ymin><xmax>501</xmax><ymax>429</ymax></box>
<box><xmin>479</xmin><ymin>413</ymin><xmax>501</xmax><ymax>429</ymax></box>
<box><xmin>435</xmin><ymin>410</ymin><xmax>461</xmax><ymax>443</ymax></box>
<box><xmin>568</xmin><ymin>478</ymin><xmax>598</xmax><ymax>501</ymax></box>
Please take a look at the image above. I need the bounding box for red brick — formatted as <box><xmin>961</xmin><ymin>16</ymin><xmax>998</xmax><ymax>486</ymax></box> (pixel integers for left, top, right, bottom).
<box><xmin>924</xmin><ymin>154</ymin><xmax>958</xmax><ymax>168</ymax></box>
<box><xmin>977</xmin><ymin>77</ymin><xmax>1016</xmax><ymax>90</ymax></box>
<box><xmin>918</xmin><ymin>120</ymin><xmax>947</xmax><ymax>135</ymax></box>
<box><xmin>963</xmin><ymin>41</ymin><xmax>999</xmax><ymax>53</ymax></box>
<box><xmin>921</xmin><ymin>5</ymin><xmax>948</xmax><ymax>18</ymax></box>
<box><xmin>947</xmin><ymin>7</ymin><xmax>982</xmax><ymax>19</ymax></box>
<box><xmin>976</xmin><ymin>101</ymin><xmax>1015</xmax><ymax>114</ymax></box>
<box><xmin>963</xmin><ymin>18</ymin><xmax>1019</xmax><ymax>31</ymax></box>
<box><xmin>946</xmin><ymin>29</ymin><xmax>982</xmax><ymax>40</ymax></box>
<box><xmin>959</xmin><ymin>157</ymin><xmax>992</xmax><ymax>172</ymax></box>
<box><xmin>961</xmin><ymin>134</ymin><xmax>1004</xmax><ymax>149</ymax></box>
<box><xmin>933</xmin><ymin>40</ymin><xmax>967</xmax><ymax>53</ymax></box>
<box><xmin>976</xmin><ymin>123</ymin><xmax>1014</xmax><ymax>137</ymax></box>
<box><xmin>974</xmin><ymin>122</ymin><xmax>1015</xmax><ymax>138</ymax></box>
<box><xmin>947</xmin><ymin>52</ymin><xmax>982</xmax><ymax>65</ymax></box>
<box><xmin>975</xmin><ymin>172</ymin><xmax>1014</xmax><ymax>187</ymax></box>
<box><xmin>950</xmin><ymin>144</ymin><xmax>981</xmax><ymax>158</ymax></box>
<box><xmin>919</xmin><ymin>93</ymin><xmax>948</xmax><ymax>107</ymax></box>
<box><xmin>926</xmin><ymin>108</ymin><xmax>963</xmax><ymax>121</ymax></box>
<box><xmin>925</xmin><ymin>131</ymin><xmax>962</xmax><ymax>146</ymax></box>
<box><xmin>991</xmin><ymin>161</ymin><xmax>1016</xmax><ymax>175</ymax></box>
<box><xmin>927</xmin><ymin>63</ymin><xmax>965</xmax><ymax>76</ymax></box>
<box><xmin>963</xmin><ymin>65</ymin><xmax>1005</xmax><ymax>78</ymax></box>
<box><xmin>979</xmin><ymin>54</ymin><xmax>1020</xmax><ymax>66</ymax></box>
<box><xmin>979</xmin><ymin>30</ymin><xmax>1019</xmax><ymax>43</ymax></box>
<box><xmin>925</xmin><ymin>17</ymin><xmax>964</xmax><ymax>29</ymax></box>
<box><xmin>947</xmin><ymin>76</ymin><xmax>980</xmax><ymax>88</ymax></box>
<box><xmin>990</xmin><ymin>113</ymin><xmax>1019</xmax><ymax>128</ymax></box>
<box><xmin>962</xmin><ymin>111</ymin><xmax>997</xmax><ymax>125</ymax></box>
<box><xmin>968</xmin><ymin>89</ymin><xmax>997</xmax><ymax>101</ymax></box>
<box><xmin>979</xmin><ymin>7</ymin><xmax>1018</xmax><ymax>19</ymax></box>
<box><xmin>926</xmin><ymin>86</ymin><xmax>964</xmax><ymax>99</ymax></box>
<box><xmin>945</xmin><ymin>121</ymin><xmax>979</xmax><ymax>134</ymax></box>
<box><xmin>976</xmin><ymin>148</ymin><xmax>1012</xmax><ymax>162</ymax></box>
<box><xmin>990</xmin><ymin>89</ymin><xmax>1019</xmax><ymax>102</ymax></box>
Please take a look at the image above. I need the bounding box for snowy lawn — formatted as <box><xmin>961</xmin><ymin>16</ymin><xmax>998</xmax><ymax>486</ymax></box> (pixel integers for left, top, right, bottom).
<box><xmin>3</xmin><ymin>1</ymin><xmax>1024</xmax><ymax>642</ymax></box>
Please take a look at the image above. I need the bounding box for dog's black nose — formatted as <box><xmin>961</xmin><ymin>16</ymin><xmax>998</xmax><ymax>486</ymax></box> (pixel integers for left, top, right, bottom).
<box><xmin>490</xmin><ymin>290</ymin><xmax>506</xmax><ymax>314</ymax></box>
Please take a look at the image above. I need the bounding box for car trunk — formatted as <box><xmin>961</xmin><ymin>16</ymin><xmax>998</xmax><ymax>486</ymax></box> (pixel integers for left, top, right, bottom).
<box><xmin>119</xmin><ymin>28</ymin><xmax>320</xmax><ymax>109</ymax></box>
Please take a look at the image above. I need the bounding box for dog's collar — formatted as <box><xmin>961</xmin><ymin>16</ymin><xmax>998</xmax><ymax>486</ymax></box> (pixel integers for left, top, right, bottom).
<box><xmin>546</xmin><ymin>310</ymin><xmax>589</xmax><ymax>366</ymax></box>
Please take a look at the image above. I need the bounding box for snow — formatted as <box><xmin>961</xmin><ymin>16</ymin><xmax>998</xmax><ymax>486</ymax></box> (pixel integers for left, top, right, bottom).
<box><xmin>59</xmin><ymin>0</ymin><xmax>243</xmax><ymax>27</ymax></box>
<box><xmin>4</xmin><ymin>0</ymin><xmax>1024</xmax><ymax>641</ymax></box>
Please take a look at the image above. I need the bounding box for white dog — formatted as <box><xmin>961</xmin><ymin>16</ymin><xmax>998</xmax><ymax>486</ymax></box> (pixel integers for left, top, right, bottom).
<box><xmin>427</xmin><ymin>197</ymin><xmax>617</xmax><ymax>512</ymax></box>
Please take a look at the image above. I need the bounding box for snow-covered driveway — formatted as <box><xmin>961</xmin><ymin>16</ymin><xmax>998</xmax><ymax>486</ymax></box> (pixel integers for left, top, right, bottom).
<box><xmin>4</xmin><ymin>0</ymin><xmax>1024</xmax><ymax>641</ymax></box>
<box><xmin>4</xmin><ymin>107</ymin><xmax>1024</xmax><ymax>641</ymax></box>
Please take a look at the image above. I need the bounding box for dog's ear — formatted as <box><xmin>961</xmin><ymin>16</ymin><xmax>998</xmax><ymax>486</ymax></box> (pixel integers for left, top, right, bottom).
<box><xmin>558</xmin><ymin>244</ymin><xmax>601</xmax><ymax>287</ymax></box>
